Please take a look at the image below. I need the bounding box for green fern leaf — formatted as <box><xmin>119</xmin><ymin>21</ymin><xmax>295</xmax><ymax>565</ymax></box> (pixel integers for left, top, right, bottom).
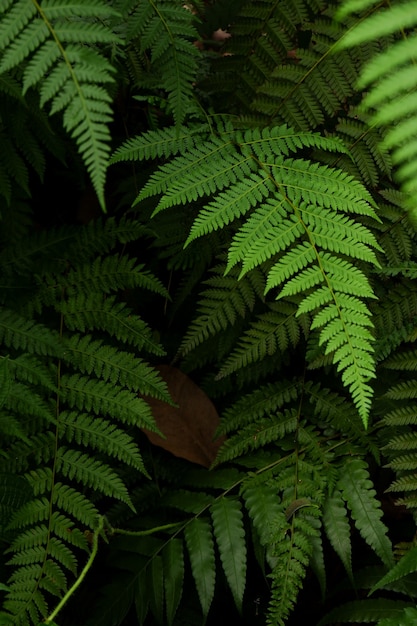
<box><xmin>131</xmin><ymin>121</ymin><xmax>380</xmax><ymax>422</ymax></box>
<box><xmin>370</xmin><ymin>544</ymin><xmax>417</xmax><ymax>596</ymax></box>
<box><xmin>184</xmin><ymin>517</ymin><xmax>216</xmax><ymax>618</ymax></box>
<box><xmin>51</xmin><ymin>483</ymin><xmax>98</xmax><ymax>529</ymax></box>
<box><xmin>338</xmin><ymin>459</ymin><xmax>394</xmax><ymax>568</ymax></box>
<box><xmin>337</xmin><ymin>1</ymin><xmax>417</xmax><ymax>218</ymax></box>
<box><xmin>119</xmin><ymin>0</ymin><xmax>201</xmax><ymax>127</ymax></box>
<box><xmin>0</xmin><ymin>0</ymin><xmax>121</xmax><ymax>210</ymax></box>
<box><xmin>266</xmin><ymin>516</ymin><xmax>315</xmax><ymax>625</ymax></box>
<box><xmin>378</xmin><ymin>607</ymin><xmax>417</xmax><ymax>626</ymax></box>
<box><xmin>162</xmin><ymin>539</ymin><xmax>184</xmax><ymax>626</ymax></box>
<box><xmin>0</xmin><ymin>308</ymin><xmax>62</xmax><ymax>357</ymax></box>
<box><xmin>322</xmin><ymin>489</ymin><xmax>354</xmax><ymax>585</ymax></box>
<box><xmin>214</xmin><ymin>410</ymin><xmax>298</xmax><ymax>466</ymax></box>
<box><xmin>56</xmin><ymin>447</ymin><xmax>134</xmax><ymax>508</ymax></box>
<box><xmin>217</xmin><ymin>380</ymin><xmax>301</xmax><ymax>436</ymax></box>
<box><xmin>61</xmin><ymin>255</ymin><xmax>168</xmax><ymax>299</ymax></box>
<box><xmin>59</xmin><ymin>412</ymin><xmax>147</xmax><ymax>473</ymax></box>
<box><xmin>318</xmin><ymin>599</ymin><xmax>414</xmax><ymax>626</ymax></box>
<box><xmin>60</xmin><ymin>373</ymin><xmax>159</xmax><ymax>433</ymax></box>
<box><xmin>149</xmin><ymin>556</ymin><xmax>164</xmax><ymax>625</ymax></box>
<box><xmin>217</xmin><ymin>300</ymin><xmax>309</xmax><ymax>379</ymax></box>
<box><xmin>178</xmin><ymin>265</ymin><xmax>263</xmax><ymax>357</ymax></box>
<box><xmin>110</xmin><ymin>124</ymin><xmax>210</xmax><ymax>163</ymax></box>
<box><xmin>65</xmin><ymin>335</ymin><xmax>170</xmax><ymax>401</ymax></box>
<box><xmin>242</xmin><ymin>481</ymin><xmax>285</xmax><ymax>546</ymax></box>
<box><xmin>59</xmin><ymin>294</ymin><xmax>165</xmax><ymax>356</ymax></box>
<box><xmin>210</xmin><ymin>497</ymin><xmax>247</xmax><ymax>612</ymax></box>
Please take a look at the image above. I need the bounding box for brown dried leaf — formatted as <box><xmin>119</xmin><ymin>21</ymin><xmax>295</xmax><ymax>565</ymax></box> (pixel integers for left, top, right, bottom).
<box><xmin>142</xmin><ymin>365</ymin><xmax>224</xmax><ymax>468</ymax></box>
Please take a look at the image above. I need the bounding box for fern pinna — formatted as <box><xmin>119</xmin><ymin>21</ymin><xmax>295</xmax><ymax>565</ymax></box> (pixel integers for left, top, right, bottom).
<box><xmin>0</xmin><ymin>213</ymin><xmax>170</xmax><ymax>626</ymax></box>
<box><xmin>112</xmin><ymin>121</ymin><xmax>380</xmax><ymax>425</ymax></box>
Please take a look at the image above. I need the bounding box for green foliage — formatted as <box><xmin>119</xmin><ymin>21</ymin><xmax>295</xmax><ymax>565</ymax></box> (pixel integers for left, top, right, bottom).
<box><xmin>2</xmin><ymin>1</ymin><xmax>417</xmax><ymax>626</ymax></box>
<box><xmin>338</xmin><ymin>0</ymin><xmax>417</xmax><ymax>219</ymax></box>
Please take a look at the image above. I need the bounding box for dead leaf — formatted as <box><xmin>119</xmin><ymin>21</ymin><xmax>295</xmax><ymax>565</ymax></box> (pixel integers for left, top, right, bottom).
<box><xmin>142</xmin><ymin>365</ymin><xmax>224</xmax><ymax>468</ymax></box>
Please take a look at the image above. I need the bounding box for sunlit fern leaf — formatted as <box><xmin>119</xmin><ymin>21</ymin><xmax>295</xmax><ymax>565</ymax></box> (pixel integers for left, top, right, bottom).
<box><xmin>110</xmin><ymin>123</ymin><xmax>210</xmax><ymax>163</ymax></box>
<box><xmin>0</xmin><ymin>0</ymin><xmax>121</xmax><ymax>210</ymax></box>
<box><xmin>338</xmin><ymin>459</ymin><xmax>394</xmax><ymax>569</ymax></box>
<box><xmin>184</xmin><ymin>517</ymin><xmax>216</xmax><ymax>618</ymax></box>
<box><xmin>132</xmin><ymin>123</ymin><xmax>380</xmax><ymax>422</ymax></box>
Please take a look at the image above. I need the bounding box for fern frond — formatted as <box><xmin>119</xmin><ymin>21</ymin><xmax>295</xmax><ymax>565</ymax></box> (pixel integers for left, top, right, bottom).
<box><xmin>59</xmin><ymin>294</ymin><xmax>165</xmax><ymax>356</ymax></box>
<box><xmin>266</xmin><ymin>514</ymin><xmax>317</xmax><ymax>625</ymax></box>
<box><xmin>65</xmin><ymin>335</ymin><xmax>170</xmax><ymax>401</ymax></box>
<box><xmin>0</xmin><ymin>307</ymin><xmax>62</xmax><ymax>357</ymax></box>
<box><xmin>118</xmin><ymin>0</ymin><xmax>201</xmax><ymax>127</ymax></box>
<box><xmin>60</xmin><ymin>255</ymin><xmax>168</xmax><ymax>299</ymax></box>
<box><xmin>322</xmin><ymin>489</ymin><xmax>354</xmax><ymax>585</ymax></box>
<box><xmin>214</xmin><ymin>410</ymin><xmax>298</xmax><ymax>466</ymax></box>
<box><xmin>210</xmin><ymin>497</ymin><xmax>246</xmax><ymax>612</ymax></box>
<box><xmin>59</xmin><ymin>373</ymin><xmax>159</xmax><ymax>433</ymax></box>
<box><xmin>184</xmin><ymin>517</ymin><xmax>216</xmax><ymax>617</ymax></box>
<box><xmin>132</xmin><ymin>121</ymin><xmax>380</xmax><ymax>422</ymax></box>
<box><xmin>59</xmin><ymin>412</ymin><xmax>146</xmax><ymax>472</ymax></box>
<box><xmin>217</xmin><ymin>379</ymin><xmax>301</xmax><ymax>436</ymax></box>
<box><xmin>242</xmin><ymin>482</ymin><xmax>284</xmax><ymax>546</ymax></box>
<box><xmin>377</xmin><ymin>607</ymin><xmax>417</xmax><ymax>626</ymax></box>
<box><xmin>162</xmin><ymin>539</ymin><xmax>184</xmax><ymax>626</ymax></box>
<box><xmin>338</xmin><ymin>459</ymin><xmax>394</xmax><ymax>568</ymax></box>
<box><xmin>216</xmin><ymin>299</ymin><xmax>310</xmax><ymax>379</ymax></box>
<box><xmin>0</xmin><ymin>0</ymin><xmax>121</xmax><ymax>209</ymax></box>
<box><xmin>110</xmin><ymin>123</ymin><xmax>210</xmax><ymax>163</ymax></box>
<box><xmin>338</xmin><ymin>1</ymin><xmax>417</xmax><ymax>219</ymax></box>
<box><xmin>51</xmin><ymin>483</ymin><xmax>98</xmax><ymax>529</ymax></box>
<box><xmin>178</xmin><ymin>264</ymin><xmax>264</xmax><ymax>357</ymax></box>
<box><xmin>56</xmin><ymin>448</ymin><xmax>134</xmax><ymax>508</ymax></box>
<box><xmin>370</xmin><ymin>544</ymin><xmax>417</xmax><ymax>596</ymax></box>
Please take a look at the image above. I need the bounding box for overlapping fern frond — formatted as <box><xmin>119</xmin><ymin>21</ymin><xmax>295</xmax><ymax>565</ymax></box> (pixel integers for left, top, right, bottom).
<box><xmin>0</xmin><ymin>214</ymin><xmax>169</xmax><ymax>625</ymax></box>
<box><xmin>115</xmin><ymin>0</ymin><xmax>201</xmax><ymax>127</ymax></box>
<box><xmin>380</xmin><ymin>348</ymin><xmax>417</xmax><ymax>513</ymax></box>
<box><xmin>115</xmin><ymin>122</ymin><xmax>380</xmax><ymax>423</ymax></box>
<box><xmin>0</xmin><ymin>0</ymin><xmax>121</xmax><ymax>210</ymax></box>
